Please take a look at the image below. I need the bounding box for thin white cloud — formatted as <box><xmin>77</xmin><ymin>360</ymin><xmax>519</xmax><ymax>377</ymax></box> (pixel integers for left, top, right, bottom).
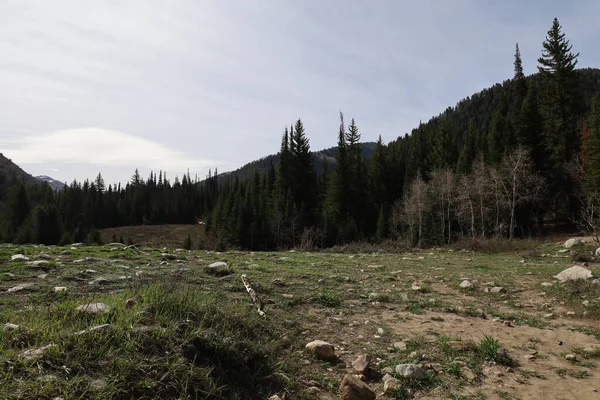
<box><xmin>1</xmin><ymin>128</ymin><xmax>226</xmax><ymax>172</ymax></box>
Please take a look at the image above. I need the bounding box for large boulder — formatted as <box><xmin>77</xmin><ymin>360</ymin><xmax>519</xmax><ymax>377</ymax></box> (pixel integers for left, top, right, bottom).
<box><xmin>554</xmin><ymin>266</ymin><xmax>594</xmax><ymax>282</ymax></box>
<box><xmin>338</xmin><ymin>374</ymin><xmax>376</xmax><ymax>400</ymax></box>
<box><xmin>305</xmin><ymin>340</ymin><xmax>335</xmax><ymax>361</ymax></box>
<box><xmin>564</xmin><ymin>238</ymin><xmax>584</xmax><ymax>249</ymax></box>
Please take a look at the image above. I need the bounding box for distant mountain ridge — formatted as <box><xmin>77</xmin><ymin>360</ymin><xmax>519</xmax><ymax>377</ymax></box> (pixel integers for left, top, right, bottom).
<box><xmin>35</xmin><ymin>175</ymin><xmax>66</xmax><ymax>191</ymax></box>
<box><xmin>214</xmin><ymin>142</ymin><xmax>377</xmax><ymax>184</ymax></box>
<box><xmin>0</xmin><ymin>153</ymin><xmax>38</xmax><ymax>204</ymax></box>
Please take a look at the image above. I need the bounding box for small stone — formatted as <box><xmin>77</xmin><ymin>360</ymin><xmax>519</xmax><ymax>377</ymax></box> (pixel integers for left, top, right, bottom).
<box><xmin>461</xmin><ymin>367</ymin><xmax>477</xmax><ymax>381</ymax></box>
<box><xmin>395</xmin><ymin>364</ymin><xmax>426</xmax><ymax>379</ymax></box>
<box><xmin>338</xmin><ymin>374</ymin><xmax>376</xmax><ymax>400</ymax></box>
<box><xmin>54</xmin><ymin>286</ymin><xmax>67</xmax><ymax>292</ymax></box>
<box><xmin>565</xmin><ymin>354</ymin><xmax>577</xmax><ymax>361</ymax></box>
<box><xmin>582</xmin><ymin>300</ymin><xmax>590</xmax><ymax>307</ymax></box>
<box><xmin>11</xmin><ymin>254</ymin><xmax>29</xmax><ymax>261</ymax></box>
<box><xmin>3</xmin><ymin>323</ymin><xmax>20</xmax><ymax>330</ymax></box>
<box><xmin>268</xmin><ymin>396</ymin><xmax>282</xmax><ymax>400</ymax></box>
<box><xmin>564</xmin><ymin>238</ymin><xmax>584</xmax><ymax>249</ymax></box>
<box><xmin>352</xmin><ymin>354</ymin><xmax>375</xmax><ymax>375</ymax></box>
<box><xmin>76</xmin><ymin>303</ymin><xmax>109</xmax><ymax>314</ymax></box>
<box><xmin>393</xmin><ymin>341</ymin><xmax>407</xmax><ymax>351</ymax></box>
<box><xmin>305</xmin><ymin>340</ymin><xmax>335</xmax><ymax>361</ymax></box>
<box><xmin>490</xmin><ymin>287</ymin><xmax>505</xmax><ymax>293</ymax></box>
<box><xmin>411</xmin><ymin>285</ymin><xmax>422</xmax><ymax>291</ymax></box>
<box><xmin>567</xmin><ymin>311</ymin><xmax>576</xmax><ymax>316</ymax></box>
<box><xmin>541</xmin><ymin>282</ymin><xmax>553</xmax><ymax>287</ymax></box>
<box><xmin>524</xmin><ymin>354</ymin><xmax>536</xmax><ymax>360</ymax></box>
<box><xmin>20</xmin><ymin>344</ymin><xmax>57</xmax><ymax>360</ymax></box>
<box><xmin>272</xmin><ymin>278</ymin><xmax>285</xmax><ymax>286</ymax></box>
<box><xmin>459</xmin><ymin>280</ymin><xmax>473</xmax><ymax>289</ymax></box>
<box><xmin>208</xmin><ymin>261</ymin><xmax>228</xmax><ymax>269</ymax></box>
<box><xmin>382</xmin><ymin>373</ymin><xmax>394</xmax><ymax>382</ymax></box>
<box><xmin>88</xmin><ymin>278</ymin><xmax>111</xmax><ymax>285</ymax></box>
<box><xmin>7</xmin><ymin>283</ymin><xmax>34</xmax><ymax>293</ymax></box>
<box><xmin>384</xmin><ymin>378</ymin><xmax>401</xmax><ymax>394</ymax></box>
<box><xmin>381</xmin><ymin>367</ymin><xmax>394</xmax><ymax>374</ymax></box>
<box><xmin>377</xmin><ymin>327</ymin><xmax>385</xmax><ymax>335</ymax></box>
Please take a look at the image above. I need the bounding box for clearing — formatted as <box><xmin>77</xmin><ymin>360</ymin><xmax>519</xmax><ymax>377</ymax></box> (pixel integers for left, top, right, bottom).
<box><xmin>0</xmin><ymin>240</ymin><xmax>599</xmax><ymax>399</ymax></box>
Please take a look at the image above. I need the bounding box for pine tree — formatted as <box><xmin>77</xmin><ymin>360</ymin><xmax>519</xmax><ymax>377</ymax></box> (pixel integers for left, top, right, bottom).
<box><xmin>537</xmin><ymin>17</ymin><xmax>580</xmax><ymax>167</ymax></box>
<box><xmin>513</xmin><ymin>43</ymin><xmax>528</xmax><ymax>107</ymax></box>
<box><xmin>518</xmin><ymin>83</ymin><xmax>545</xmax><ymax>172</ymax></box>
<box><xmin>4</xmin><ymin>182</ymin><xmax>31</xmax><ymax>240</ymax></box>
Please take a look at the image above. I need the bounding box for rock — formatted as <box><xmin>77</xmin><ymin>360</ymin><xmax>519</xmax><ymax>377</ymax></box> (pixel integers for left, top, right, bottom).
<box><xmin>3</xmin><ymin>323</ymin><xmax>20</xmax><ymax>330</ymax></box>
<box><xmin>7</xmin><ymin>284</ymin><xmax>34</xmax><ymax>293</ymax></box>
<box><xmin>26</xmin><ymin>260</ymin><xmax>51</xmax><ymax>270</ymax></box>
<box><xmin>459</xmin><ymin>280</ymin><xmax>473</xmax><ymax>289</ymax></box>
<box><xmin>305</xmin><ymin>340</ymin><xmax>335</xmax><ymax>361</ymax></box>
<box><xmin>54</xmin><ymin>287</ymin><xmax>67</xmax><ymax>292</ymax></box>
<box><xmin>88</xmin><ymin>278</ymin><xmax>111</xmax><ymax>285</ymax></box>
<box><xmin>11</xmin><ymin>254</ymin><xmax>29</xmax><ymax>261</ymax></box>
<box><xmin>565</xmin><ymin>354</ymin><xmax>577</xmax><ymax>361</ymax></box>
<box><xmin>377</xmin><ymin>327</ymin><xmax>385</xmax><ymax>335</ymax></box>
<box><xmin>382</xmin><ymin>373</ymin><xmax>394</xmax><ymax>382</ymax></box>
<box><xmin>338</xmin><ymin>374</ymin><xmax>376</xmax><ymax>400</ymax></box>
<box><xmin>524</xmin><ymin>354</ymin><xmax>536</xmax><ymax>361</ymax></box>
<box><xmin>411</xmin><ymin>285</ymin><xmax>422</xmax><ymax>291</ymax></box>
<box><xmin>564</xmin><ymin>238</ymin><xmax>584</xmax><ymax>248</ymax></box>
<box><xmin>541</xmin><ymin>282</ymin><xmax>553</xmax><ymax>287</ymax></box>
<box><xmin>268</xmin><ymin>396</ymin><xmax>282</xmax><ymax>400</ymax></box>
<box><xmin>282</xmin><ymin>294</ymin><xmax>294</xmax><ymax>298</ymax></box>
<box><xmin>208</xmin><ymin>261</ymin><xmax>228</xmax><ymax>269</ymax></box>
<box><xmin>490</xmin><ymin>287</ymin><xmax>505</xmax><ymax>293</ymax></box>
<box><xmin>393</xmin><ymin>341</ymin><xmax>407</xmax><ymax>351</ymax></box>
<box><xmin>595</xmin><ymin>247</ymin><xmax>600</xmax><ymax>257</ymax></box>
<box><xmin>124</xmin><ymin>297</ymin><xmax>138</xmax><ymax>309</ymax></box>
<box><xmin>395</xmin><ymin>364</ymin><xmax>427</xmax><ymax>379</ymax></box>
<box><xmin>37</xmin><ymin>274</ymin><xmax>48</xmax><ymax>279</ymax></box>
<box><xmin>461</xmin><ymin>366</ymin><xmax>477</xmax><ymax>381</ymax></box>
<box><xmin>384</xmin><ymin>378</ymin><xmax>401</xmax><ymax>394</ymax></box>
<box><xmin>352</xmin><ymin>354</ymin><xmax>375</xmax><ymax>375</ymax></box>
<box><xmin>272</xmin><ymin>278</ymin><xmax>285</xmax><ymax>286</ymax></box>
<box><xmin>75</xmin><ymin>324</ymin><xmax>111</xmax><ymax>335</ymax></box>
<box><xmin>446</xmin><ymin>340</ymin><xmax>475</xmax><ymax>352</ymax></box>
<box><xmin>38</xmin><ymin>253</ymin><xmax>52</xmax><ymax>259</ymax></box>
<box><xmin>554</xmin><ymin>265</ymin><xmax>594</xmax><ymax>282</ymax></box>
<box><xmin>76</xmin><ymin>303</ymin><xmax>109</xmax><ymax>314</ymax></box>
<box><xmin>20</xmin><ymin>344</ymin><xmax>57</xmax><ymax>360</ymax></box>
<box><xmin>583</xmin><ymin>300</ymin><xmax>590</xmax><ymax>307</ymax></box>
<box><xmin>592</xmin><ymin>279</ymin><xmax>600</xmax><ymax>285</ymax></box>
<box><xmin>161</xmin><ymin>253</ymin><xmax>176</xmax><ymax>260</ymax></box>
<box><xmin>382</xmin><ymin>367</ymin><xmax>394</xmax><ymax>374</ymax></box>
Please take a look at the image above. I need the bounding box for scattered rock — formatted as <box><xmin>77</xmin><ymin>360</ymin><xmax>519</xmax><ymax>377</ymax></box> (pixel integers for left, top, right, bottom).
<box><xmin>268</xmin><ymin>396</ymin><xmax>282</xmax><ymax>400</ymax></box>
<box><xmin>11</xmin><ymin>254</ymin><xmax>29</xmax><ymax>261</ymax></box>
<box><xmin>459</xmin><ymin>280</ymin><xmax>473</xmax><ymax>289</ymax></box>
<box><xmin>554</xmin><ymin>265</ymin><xmax>594</xmax><ymax>282</ymax></box>
<box><xmin>383</xmin><ymin>378</ymin><xmax>401</xmax><ymax>394</ymax></box>
<box><xmin>305</xmin><ymin>340</ymin><xmax>336</xmax><ymax>361</ymax></box>
<box><xmin>461</xmin><ymin>366</ymin><xmax>477</xmax><ymax>381</ymax></box>
<box><xmin>161</xmin><ymin>253</ymin><xmax>176</xmax><ymax>260</ymax></box>
<box><xmin>20</xmin><ymin>344</ymin><xmax>57</xmax><ymax>360</ymax></box>
<box><xmin>76</xmin><ymin>303</ymin><xmax>109</xmax><ymax>314</ymax></box>
<box><xmin>565</xmin><ymin>354</ymin><xmax>577</xmax><ymax>361</ymax></box>
<box><xmin>524</xmin><ymin>354</ymin><xmax>536</xmax><ymax>361</ymax></box>
<box><xmin>592</xmin><ymin>279</ymin><xmax>600</xmax><ymax>285</ymax></box>
<box><xmin>208</xmin><ymin>261</ymin><xmax>228</xmax><ymax>269</ymax></box>
<box><xmin>446</xmin><ymin>340</ymin><xmax>475</xmax><ymax>352</ymax></box>
<box><xmin>3</xmin><ymin>323</ymin><xmax>20</xmax><ymax>330</ymax></box>
<box><xmin>338</xmin><ymin>374</ymin><xmax>376</xmax><ymax>400</ymax></box>
<box><xmin>352</xmin><ymin>354</ymin><xmax>375</xmax><ymax>375</ymax></box>
<box><xmin>490</xmin><ymin>287</ymin><xmax>505</xmax><ymax>293</ymax></box>
<box><xmin>393</xmin><ymin>341</ymin><xmax>407</xmax><ymax>351</ymax></box>
<box><xmin>88</xmin><ymin>277</ymin><xmax>111</xmax><ymax>285</ymax></box>
<box><xmin>7</xmin><ymin>284</ymin><xmax>34</xmax><ymax>293</ymax></box>
<box><xmin>411</xmin><ymin>285</ymin><xmax>422</xmax><ymax>291</ymax></box>
<box><xmin>272</xmin><ymin>278</ymin><xmax>285</xmax><ymax>286</ymax></box>
<box><xmin>381</xmin><ymin>367</ymin><xmax>394</xmax><ymax>375</ymax></box>
<box><xmin>395</xmin><ymin>364</ymin><xmax>427</xmax><ymax>379</ymax></box>
<box><xmin>89</xmin><ymin>379</ymin><xmax>107</xmax><ymax>390</ymax></box>
<box><xmin>54</xmin><ymin>287</ymin><xmax>67</xmax><ymax>292</ymax></box>
<box><xmin>75</xmin><ymin>324</ymin><xmax>111</xmax><ymax>335</ymax></box>
<box><xmin>541</xmin><ymin>282</ymin><xmax>553</xmax><ymax>287</ymax></box>
<box><xmin>377</xmin><ymin>327</ymin><xmax>385</xmax><ymax>335</ymax></box>
<box><xmin>382</xmin><ymin>373</ymin><xmax>394</xmax><ymax>382</ymax></box>
<box><xmin>564</xmin><ymin>238</ymin><xmax>584</xmax><ymax>249</ymax></box>
<box><xmin>26</xmin><ymin>260</ymin><xmax>51</xmax><ymax>270</ymax></box>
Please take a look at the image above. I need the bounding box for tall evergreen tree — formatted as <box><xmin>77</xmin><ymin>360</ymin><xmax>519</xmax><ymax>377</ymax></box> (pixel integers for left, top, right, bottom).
<box><xmin>586</xmin><ymin>96</ymin><xmax>600</xmax><ymax>193</ymax></box>
<box><xmin>513</xmin><ymin>43</ymin><xmax>528</xmax><ymax>107</ymax></box>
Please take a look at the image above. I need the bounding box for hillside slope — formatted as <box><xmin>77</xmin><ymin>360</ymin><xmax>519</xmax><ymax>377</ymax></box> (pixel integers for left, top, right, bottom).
<box><xmin>0</xmin><ymin>153</ymin><xmax>37</xmax><ymax>203</ymax></box>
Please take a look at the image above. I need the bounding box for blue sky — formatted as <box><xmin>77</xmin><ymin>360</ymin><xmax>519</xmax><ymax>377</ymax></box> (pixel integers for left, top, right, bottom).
<box><xmin>1</xmin><ymin>0</ymin><xmax>599</xmax><ymax>185</ymax></box>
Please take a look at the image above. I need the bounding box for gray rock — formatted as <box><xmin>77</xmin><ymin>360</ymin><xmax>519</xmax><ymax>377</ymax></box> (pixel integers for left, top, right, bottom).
<box><xmin>382</xmin><ymin>373</ymin><xmax>394</xmax><ymax>382</ymax></box>
<box><xmin>592</xmin><ymin>279</ymin><xmax>600</xmax><ymax>285</ymax></box>
<box><xmin>395</xmin><ymin>364</ymin><xmax>427</xmax><ymax>379</ymax></box>
<box><xmin>208</xmin><ymin>261</ymin><xmax>228</xmax><ymax>269</ymax></box>
<box><xmin>26</xmin><ymin>260</ymin><xmax>51</xmax><ymax>270</ymax></box>
<box><xmin>88</xmin><ymin>278</ymin><xmax>111</xmax><ymax>285</ymax></box>
<box><xmin>7</xmin><ymin>283</ymin><xmax>34</xmax><ymax>293</ymax></box>
<box><xmin>564</xmin><ymin>238</ymin><xmax>584</xmax><ymax>249</ymax></box>
<box><xmin>554</xmin><ymin>266</ymin><xmax>594</xmax><ymax>282</ymax></box>
<box><xmin>565</xmin><ymin>353</ymin><xmax>577</xmax><ymax>361</ymax></box>
<box><xmin>75</xmin><ymin>324</ymin><xmax>111</xmax><ymax>335</ymax></box>
<box><xmin>11</xmin><ymin>254</ymin><xmax>29</xmax><ymax>261</ymax></box>
<box><xmin>541</xmin><ymin>282</ymin><xmax>553</xmax><ymax>287</ymax></box>
<box><xmin>54</xmin><ymin>287</ymin><xmax>67</xmax><ymax>293</ymax></box>
<box><xmin>76</xmin><ymin>303</ymin><xmax>109</xmax><ymax>314</ymax></box>
<box><xmin>3</xmin><ymin>323</ymin><xmax>20</xmax><ymax>330</ymax></box>
<box><xmin>490</xmin><ymin>287</ymin><xmax>505</xmax><ymax>293</ymax></box>
<box><xmin>393</xmin><ymin>341</ymin><xmax>407</xmax><ymax>351</ymax></box>
<box><xmin>595</xmin><ymin>247</ymin><xmax>600</xmax><ymax>257</ymax></box>
<box><xmin>20</xmin><ymin>344</ymin><xmax>57</xmax><ymax>360</ymax></box>
<box><xmin>305</xmin><ymin>340</ymin><xmax>335</xmax><ymax>361</ymax></box>
<box><xmin>459</xmin><ymin>280</ymin><xmax>473</xmax><ymax>289</ymax></box>
<box><xmin>338</xmin><ymin>374</ymin><xmax>376</xmax><ymax>400</ymax></box>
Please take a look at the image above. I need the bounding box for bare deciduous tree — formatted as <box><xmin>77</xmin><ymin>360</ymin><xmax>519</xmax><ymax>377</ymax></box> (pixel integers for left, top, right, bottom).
<box><xmin>490</xmin><ymin>147</ymin><xmax>546</xmax><ymax>239</ymax></box>
<box><xmin>402</xmin><ymin>175</ymin><xmax>429</xmax><ymax>246</ymax></box>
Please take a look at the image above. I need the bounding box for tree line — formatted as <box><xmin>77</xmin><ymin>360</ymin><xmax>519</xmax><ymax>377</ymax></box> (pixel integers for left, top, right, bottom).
<box><xmin>2</xmin><ymin>18</ymin><xmax>600</xmax><ymax>249</ymax></box>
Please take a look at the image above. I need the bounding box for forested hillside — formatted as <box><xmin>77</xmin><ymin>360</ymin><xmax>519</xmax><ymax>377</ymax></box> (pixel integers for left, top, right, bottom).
<box><xmin>2</xmin><ymin>18</ymin><xmax>600</xmax><ymax>250</ymax></box>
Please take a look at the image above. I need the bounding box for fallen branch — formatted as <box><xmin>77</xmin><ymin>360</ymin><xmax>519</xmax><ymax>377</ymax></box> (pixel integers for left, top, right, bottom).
<box><xmin>241</xmin><ymin>274</ymin><xmax>266</xmax><ymax>317</ymax></box>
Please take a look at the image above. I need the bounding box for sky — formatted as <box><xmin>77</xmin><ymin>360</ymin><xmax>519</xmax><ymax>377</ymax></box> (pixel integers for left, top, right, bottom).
<box><xmin>1</xmin><ymin>0</ymin><xmax>599</xmax><ymax>186</ymax></box>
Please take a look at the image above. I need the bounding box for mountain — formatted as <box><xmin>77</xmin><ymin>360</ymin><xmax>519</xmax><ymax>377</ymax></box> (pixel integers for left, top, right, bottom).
<box><xmin>0</xmin><ymin>153</ymin><xmax>37</xmax><ymax>203</ymax></box>
<box><xmin>35</xmin><ymin>175</ymin><xmax>66</xmax><ymax>191</ymax></box>
<box><xmin>213</xmin><ymin>142</ymin><xmax>377</xmax><ymax>184</ymax></box>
